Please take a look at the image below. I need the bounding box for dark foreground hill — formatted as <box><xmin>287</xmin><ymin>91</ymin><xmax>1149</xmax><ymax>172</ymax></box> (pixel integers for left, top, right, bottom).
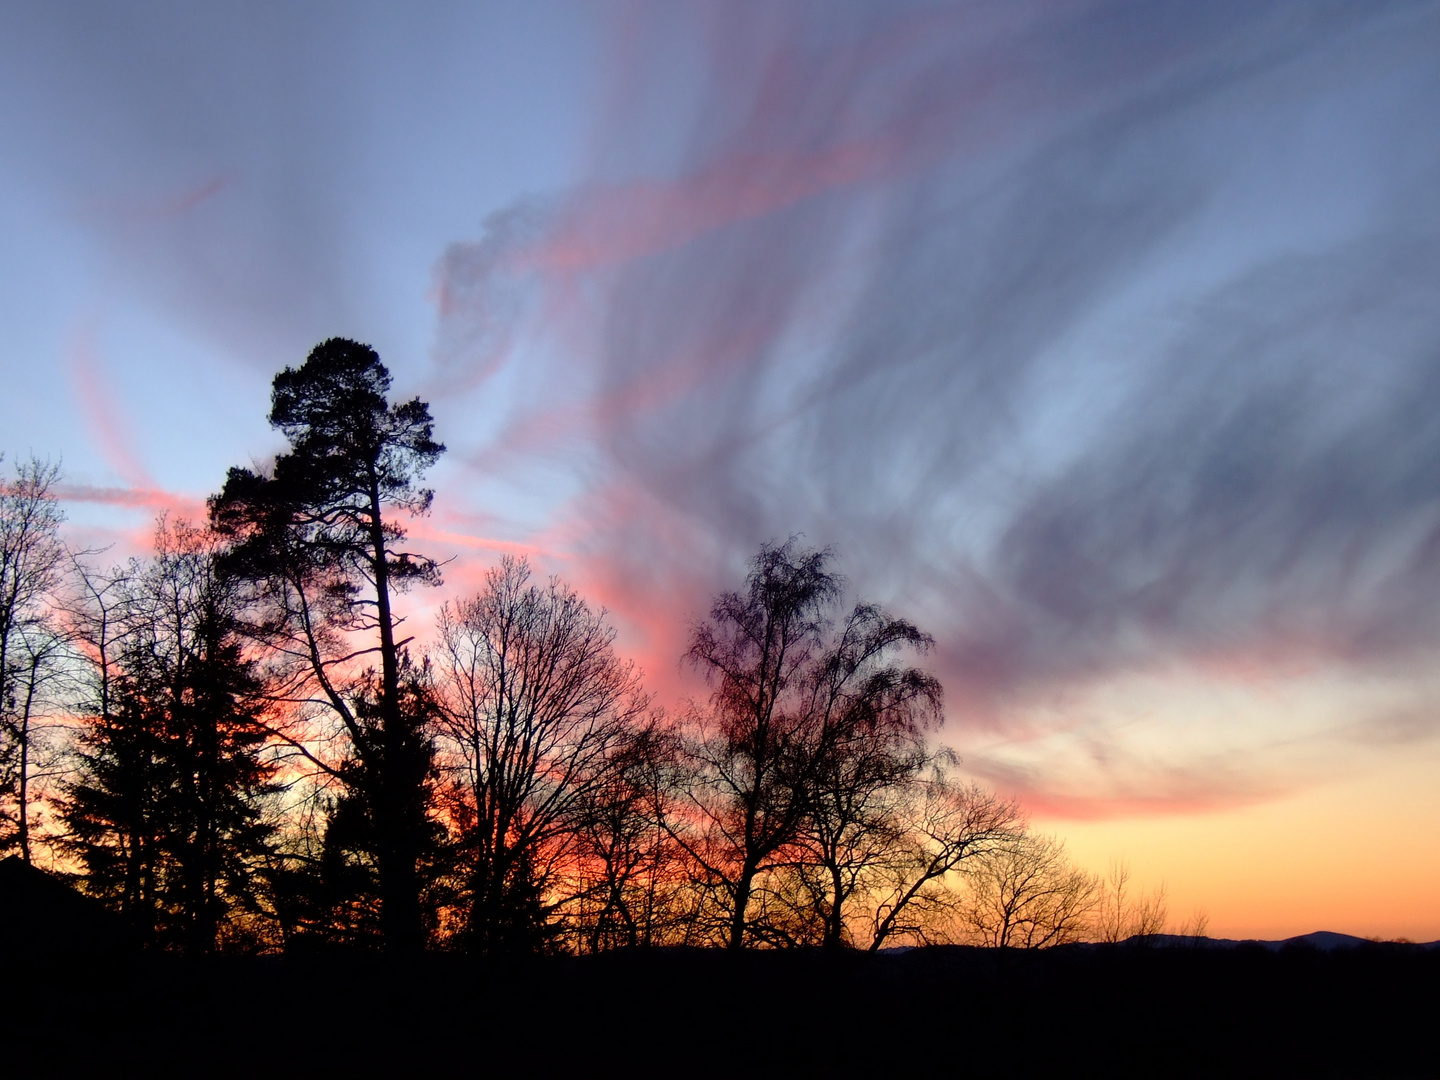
<box><xmin>6</xmin><ymin>941</ymin><xmax>1436</xmax><ymax>1078</ymax></box>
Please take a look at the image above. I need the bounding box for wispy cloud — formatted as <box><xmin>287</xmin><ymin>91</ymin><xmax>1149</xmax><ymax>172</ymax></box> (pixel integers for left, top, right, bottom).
<box><xmin>431</xmin><ymin>0</ymin><xmax>1440</xmax><ymax>815</ymax></box>
<box><xmin>68</xmin><ymin>320</ymin><xmax>154</xmax><ymax>490</ymax></box>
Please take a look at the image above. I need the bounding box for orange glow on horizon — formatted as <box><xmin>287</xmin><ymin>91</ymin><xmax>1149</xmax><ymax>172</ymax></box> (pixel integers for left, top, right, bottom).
<box><xmin>1042</xmin><ymin>739</ymin><xmax>1440</xmax><ymax>942</ymax></box>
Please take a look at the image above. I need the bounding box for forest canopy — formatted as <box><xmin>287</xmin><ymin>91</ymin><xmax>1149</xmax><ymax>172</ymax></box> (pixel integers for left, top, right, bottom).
<box><xmin>1</xmin><ymin>339</ymin><xmax>1198</xmax><ymax>955</ymax></box>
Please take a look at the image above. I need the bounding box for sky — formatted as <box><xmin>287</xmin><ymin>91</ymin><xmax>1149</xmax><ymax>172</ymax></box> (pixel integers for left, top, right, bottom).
<box><xmin>3</xmin><ymin>0</ymin><xmax>1439</xmax><ymax>940</ymax></box>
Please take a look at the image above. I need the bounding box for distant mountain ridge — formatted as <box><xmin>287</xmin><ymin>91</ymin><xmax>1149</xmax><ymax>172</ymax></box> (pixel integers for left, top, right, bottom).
<box><xmin>1119</xmin><ymin>929</ymin><xmax>1440</xmax><ymax>951</ymax></box>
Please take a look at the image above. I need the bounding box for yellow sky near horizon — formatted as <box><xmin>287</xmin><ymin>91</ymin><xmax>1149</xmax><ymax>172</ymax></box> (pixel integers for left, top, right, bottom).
<box><xmin>1043</xmin><ymin>736</ymin><xmax>1440</xmax><ymax>942</ymax></box>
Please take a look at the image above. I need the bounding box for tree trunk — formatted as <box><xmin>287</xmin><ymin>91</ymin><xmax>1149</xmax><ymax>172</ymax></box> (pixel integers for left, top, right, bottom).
<box><xmin>17</xmin><ymin>671</ymin><xmax>33</xmax><ymax>864</ymax></box>
<box><xmin>823</xmin><ymin>863</ymin><xmax>845</xmax><ymax>948</ymax></box>
<box><xmin>728</xmin><ymin>861</ymin><xmax>758</xmax><ymax>950</ymax></box>
<box><xmin>369</xmin><ymin>481</ymin><xmax>424</xmax><ymax>954</ymax></box>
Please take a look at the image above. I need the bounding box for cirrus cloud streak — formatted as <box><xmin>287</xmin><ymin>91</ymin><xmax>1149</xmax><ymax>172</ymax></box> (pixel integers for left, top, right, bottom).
<box><xmin>432</xmin><ymin>0</ymin><xmax>1440</xmax><ymax>817</ymax></box>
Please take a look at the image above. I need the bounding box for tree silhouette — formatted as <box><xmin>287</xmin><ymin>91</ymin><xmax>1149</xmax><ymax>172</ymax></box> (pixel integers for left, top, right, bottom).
<box><xmin>62</xmin><ymin>520</ymin><xmax>279</xmax><ymax>952</ymax></box>
<box><xmin>677</xmin><ymin>540</ymin><xmax>943</xmax><ymax>949</ymax></box>
<box><xmin>275</xmin><ymin>656</ymin><xmax>449</xmax><ymax>949</ymax></box>
<box><xmin>796</xmin><ymin>601</ymin><xmax>944</xmax><ymax>947</ymax></box>
<box><xmin>567</xmin><ymin>719</ymin><xmax>682</xmax><ymax>952</ymax></box>
<box><xmin>7</xmin><ymin>613</ymin><xmax>66</xmax><ymax>866</ymax></box>
<box><xmin>210</xmin><ymin>338</ymin><xmax>444</xmax><ymax>952</ymax></box>
<box><xmin>0</xmin><ymin>455</ymin><xmax>67</xmax><ymax>864</ymax></box>
<box><xmin>865</xmin><ymin>763</ymin><xmax>1020</xmax><ymax>949</ymax></box>
<box><xmin>432</xmin><ymin>556</ymin><xmax>647</xmax><ymax>955</ymax></box>
<box><xmin>960</xmin><ymin>833</ymin><xmax>1099</xmax><ymax>948</ymax></box>
<box><xmin>1094</xmin><ymin>859</ymin><xmax>1168</xmax><ymax>943</ymax></box>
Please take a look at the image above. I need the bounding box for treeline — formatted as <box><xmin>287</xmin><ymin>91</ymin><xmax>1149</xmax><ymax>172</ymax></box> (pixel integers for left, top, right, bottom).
<box><xmin>1</xmin><ymin>338</ymin><xmax>1194</xmax><ymax>956</ymax></box>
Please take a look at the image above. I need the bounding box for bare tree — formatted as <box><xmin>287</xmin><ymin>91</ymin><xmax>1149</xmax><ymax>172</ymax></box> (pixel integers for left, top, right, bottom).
<box><xmin>565</xmin><ymin>718</ymin><xmax>686</xmax><ymax>952</ymax></box>
<box><xmin>798</xmin><ymin>604</ymin><xmax>944</xmax><ymax>948</ymax></box>
<box><xmin>1094</xmin><ymin>860</ymin><xmax>1167</xmax><ymax>943</ymax></box>
<box><xmin>0</xmin><ymin>455</ymin><xmax>67</xmax><ymax>863</ymax></box>
<box><xmin>9</xmin><ymin>623</ymin><xmax>67</xmax><ymax>866</ymax></box>
<box><xmin>432</xmin><ymin>556</ymin><xmax>648</xmax><ymax>955</ymax></box>
<box><xmin>865</xmin><ymin>763</ymin><xmax>1022</xmax><ymax>949</ymax></box>
<box><xmin>1091</xmin><ymin>859</ymin><xmax>1210</xmax><ymax>943</ymax></box>
<box><xmin>677</xmin><ymin>540</ymin><xmax>941</xmax><ymax>949</ymax></box>
<box><xmin>960</xmin><ymin>833</ymin><xmax>1100</xmax><ymax>948</ymax></box>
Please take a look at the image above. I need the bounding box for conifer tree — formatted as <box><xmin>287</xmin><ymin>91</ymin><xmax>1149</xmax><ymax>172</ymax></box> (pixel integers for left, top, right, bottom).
<box><xmin>64</xmin><ymin>520</ymin><xmax>279</xmax><ymax>952</ymax></box>
<box><xmin>210</xmin><ymin>338</ymin><xmax>445</xmax><ymax>951</ymax></box>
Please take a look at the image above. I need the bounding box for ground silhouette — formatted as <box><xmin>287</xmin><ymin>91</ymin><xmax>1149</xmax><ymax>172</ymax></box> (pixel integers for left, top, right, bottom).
<box><xmin>7</xmin><ymin>934</ymin><xmax>1436</xmax><ymax>1077</ymax></box>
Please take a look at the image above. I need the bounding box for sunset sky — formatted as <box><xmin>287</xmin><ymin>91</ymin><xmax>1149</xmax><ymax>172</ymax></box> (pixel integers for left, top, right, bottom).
<box><xmin>3</xmin><ymin>0</ymin><xmax>1439</xmax><ymax>940</ymax></box>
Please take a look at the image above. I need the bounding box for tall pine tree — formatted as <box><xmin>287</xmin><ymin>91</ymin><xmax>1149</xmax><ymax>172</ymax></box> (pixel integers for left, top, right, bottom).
<box><xmin>210</xmin><ymin>338</ymin><xmax>445</xmax><ymax>952</ymax></box>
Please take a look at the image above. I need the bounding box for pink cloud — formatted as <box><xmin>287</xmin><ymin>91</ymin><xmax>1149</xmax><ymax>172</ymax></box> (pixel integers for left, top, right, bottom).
<box><xmin>520</xmin><ymin>139</ymin><xmax>899</xmax><ymax>276</ymax></box>
<box><xmin>55</xmin><ymin>483</ymin><xmax>205</xmax><ymax>518</ymax></box>
<box><xmin>70</xmin><ymin>174</ymin><xmax>230</xmax><ymax>227</ymax></box>
<box><xmin>973</xmin><ymin>761</ymin><xmax>1288</xmax><ymax>823</ymax></box>
<box><xmin>54</xmin><ymin>483</ymin><xmax>210</xmax><ymax>558</ymax></box>
<box><xmin>1019</xmin><ymin>789</ymin><xmax>1274</xmax><ymax>822</ymax></box>
<box><xmin>68</xmin><ymin>322</ymin><xmax>154</xmax><ymax>490</ymax></box>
